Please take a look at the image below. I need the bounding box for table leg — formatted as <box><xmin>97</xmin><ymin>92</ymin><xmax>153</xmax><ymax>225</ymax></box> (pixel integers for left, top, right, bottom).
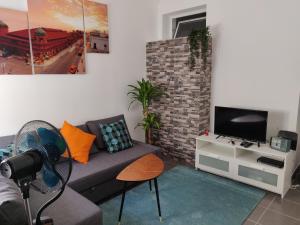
<box><xmin>118</xmin><ymin>182</ymin><xmax>127</xmax><ymax>225</ymax></box>
<box><xmin>149</xmin><ymin>180</ymin><xmax>152</xmax><ymax>192</ymax></box>
<box><xmin>154</xmin><ymin>178</ymin><xmax>162</xmax><ymax>222</ymax></box>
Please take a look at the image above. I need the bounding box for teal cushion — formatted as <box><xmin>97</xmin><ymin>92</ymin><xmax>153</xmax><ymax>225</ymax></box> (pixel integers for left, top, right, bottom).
<box><xmin>99</xmin><ymin>119</ymin><xmax>133</xmax><ymax>153</ymax></box>
<box><xmin>0</xmin><ymin>148</ymin><xmax>11</xmax><ymax>161</ymax></box>
<box><xmin>0</xmin><ymin>144</ymin><xmax>16</xmax><ymax>161</ymax></box>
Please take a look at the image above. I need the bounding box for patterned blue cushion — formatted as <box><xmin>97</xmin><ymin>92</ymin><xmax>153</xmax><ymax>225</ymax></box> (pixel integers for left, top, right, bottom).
<box><xmin>99</xmin><ymin>119</ymin><xmax>133</xmax><ymax>153</ymax></box>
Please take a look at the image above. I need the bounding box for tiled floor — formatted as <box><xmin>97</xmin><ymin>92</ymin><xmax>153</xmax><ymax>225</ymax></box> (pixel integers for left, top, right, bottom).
<box><xmin>245</xmin><ymin>190</ymin><xmax>300</xmax><ymax>225</ymax></box>
<box><xmin>161</xmin><ymin>155</ymin><xmax>300</xmax><ymax>225</ymax></box>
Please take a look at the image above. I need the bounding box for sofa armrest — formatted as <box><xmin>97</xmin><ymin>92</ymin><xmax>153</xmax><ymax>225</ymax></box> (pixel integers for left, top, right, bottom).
<box><xmin>30</xmin><ymin>187</ymin><xmax>102</xmax><ymax>225</ymax></box>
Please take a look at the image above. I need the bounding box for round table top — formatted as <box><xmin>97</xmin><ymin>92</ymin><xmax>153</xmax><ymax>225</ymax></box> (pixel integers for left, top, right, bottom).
<box><xmin>117</xmin><ymin>153</ymin><xmax>165</xmax><ymax>182</ymax></box>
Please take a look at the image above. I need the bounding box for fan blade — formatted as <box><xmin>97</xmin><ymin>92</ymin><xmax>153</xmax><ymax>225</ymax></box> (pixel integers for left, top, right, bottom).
<box><xmin>42</xmin><ymin>144</ymin><xmax>61</xmax><ymax>163</ymax></box>
<box><xmin>37</xmin><ymin>128</ymin><xmax>66</xmax><ymax>155</ymax></box>
<box><xmin>20</xmin><ymin>133</ymin><xmax>38</xmax><ymax>150</ymax></box>
<box><xmin>42</xmin><ymin>164</ymin><xmax>60</xmax><ymax>188</ymax></box>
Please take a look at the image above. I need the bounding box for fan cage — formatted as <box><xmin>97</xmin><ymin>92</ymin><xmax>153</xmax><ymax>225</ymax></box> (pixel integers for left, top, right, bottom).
<box><xmin>14</xmin><ymin>120</ymin><xmax>72</xmax><ymax>194</ymax></box>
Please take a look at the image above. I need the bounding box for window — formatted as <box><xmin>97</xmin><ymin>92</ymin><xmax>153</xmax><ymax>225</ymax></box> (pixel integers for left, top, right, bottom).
<box><xmin>173</xmin><ymin>13</ymin><xmax>206</xmax><ymax>39</ymax></box>
<box><xmin>162</xmin><ymin>5</ymin><xmax>207</xmax><ymax>40</ymax></box>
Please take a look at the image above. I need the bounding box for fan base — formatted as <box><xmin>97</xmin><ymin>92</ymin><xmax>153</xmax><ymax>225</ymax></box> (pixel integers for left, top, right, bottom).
<box><xmin>33</xmin><ymin>217</ymin><xmax>54</xmax><ymax>225</ymax></box>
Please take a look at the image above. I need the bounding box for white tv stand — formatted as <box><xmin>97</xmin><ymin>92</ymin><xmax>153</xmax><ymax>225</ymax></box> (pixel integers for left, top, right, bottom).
<box><xmin>195</xmin><ymin>134</ymin><xmax>296</xmax><ymax>198</ymax></box>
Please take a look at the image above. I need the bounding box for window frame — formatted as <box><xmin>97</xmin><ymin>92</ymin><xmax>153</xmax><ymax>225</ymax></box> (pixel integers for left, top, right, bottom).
<box><xmin>173</xmin><ymin>16</ymin><xmax>206</xmax><ymax>39</ymax></box>
<box><xmin>162</xmin><ymin>5</ymin><xmax>207</xmax><ymax>40</ymax></box>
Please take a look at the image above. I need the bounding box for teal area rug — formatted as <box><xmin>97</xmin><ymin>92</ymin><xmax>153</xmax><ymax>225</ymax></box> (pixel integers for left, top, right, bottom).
<box><xmin>101</xmin><ymin>166</ymin><xmax>265</xmax><ymax>225</ymax></box>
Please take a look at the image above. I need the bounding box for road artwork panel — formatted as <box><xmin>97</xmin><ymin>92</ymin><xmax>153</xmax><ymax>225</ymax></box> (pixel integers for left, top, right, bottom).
<box><xmin>28</xmin><ymin>0</ymin><xmax>86</xmax><ymax>74</ymax></box>
<box><xmin>0</xmin><ymin>7</ymin><xmax>33</xmax><ymax>75</ymax></box>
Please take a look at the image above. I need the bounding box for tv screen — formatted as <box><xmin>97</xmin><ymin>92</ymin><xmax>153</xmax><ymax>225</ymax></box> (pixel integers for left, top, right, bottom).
<box><xmin>214</xmin><ymin>106</ymin><xmax>268</xmax><ymax>142</ymax></box>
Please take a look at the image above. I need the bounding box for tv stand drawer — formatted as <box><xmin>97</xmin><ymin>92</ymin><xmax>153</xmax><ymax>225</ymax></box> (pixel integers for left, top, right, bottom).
<box><xmin>238</xmin><ymin>165</ymin><xmax>278</xmax><ymax>187</ymax></box>
<box><xmin>199</xmin><ymin>154</ymin><xmax>230</xmax><ymax>172</ymax></box>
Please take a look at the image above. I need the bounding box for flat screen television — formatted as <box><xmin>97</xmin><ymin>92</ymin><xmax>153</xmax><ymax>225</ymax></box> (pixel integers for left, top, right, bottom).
<box><xmin>214</xmin><ymin>106</ymin><xmax>268</xmax><ymax>142</ymax></box>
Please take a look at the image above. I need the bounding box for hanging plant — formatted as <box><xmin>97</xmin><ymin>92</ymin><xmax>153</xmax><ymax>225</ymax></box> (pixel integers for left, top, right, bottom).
<box><xmin>188</xmin><ymin>27</ymin><xmax>211</xmax><ymax>70</ymax></box>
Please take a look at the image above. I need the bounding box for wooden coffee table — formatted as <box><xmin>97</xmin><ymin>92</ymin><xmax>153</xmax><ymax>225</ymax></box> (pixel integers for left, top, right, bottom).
<box><xmin>116</xmin><ymin>153</ymin><xmax>165</xmax><ymax>225</ymax></box>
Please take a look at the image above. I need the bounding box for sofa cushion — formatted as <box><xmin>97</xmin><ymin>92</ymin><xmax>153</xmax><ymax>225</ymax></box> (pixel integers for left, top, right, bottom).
<box><xmin>86</xmin><ymin>115</ymin><xmax>130</xmax><ymax>150</ymax></box>
<box><xmin>0</xmin><ymin>176</ymin><xmax>27</xmax><ymax>225</ymax></box>
<box><xmin>99</xmin><ymin>119</ymin><xmax>133</xmax><ymax>153</ymax></box>
<box><xmin>77</xmin><ymin>124</ymin><xmax>89</xmax><ymax>133</ymax></box>
<box><xmin>29</xmin><ymin>186</ymin><xmax>102</xmax><ymax>225</ymax></box>
<box><xmin>59</xmin><ymin>125</ymin><xmax>98</xmax><ymax>158</ymax></box>
<box><xmin>58</xmin><ymin>141</ymin><xmax>159</xmax><ymax>193</ymax></box>
<box><xmin>61</xmin><ymin>121</ymin><xmax>96</xmax><ymax>164</ymax></box>
<box><xmin>76</xmin><ymin>124</ymin><xmax>99</xmax><ymax>155</ymax></box>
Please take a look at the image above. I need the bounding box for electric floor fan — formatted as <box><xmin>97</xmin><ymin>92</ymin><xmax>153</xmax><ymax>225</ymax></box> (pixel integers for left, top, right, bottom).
<box><xmin>0</xmin><ymin>120</ymin><xmax>72</xmax><ymax>225</ymax></box>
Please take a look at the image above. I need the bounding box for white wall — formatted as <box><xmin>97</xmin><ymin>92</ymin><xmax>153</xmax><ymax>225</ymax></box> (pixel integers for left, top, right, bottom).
<box><xmin>158</xmin><ymin>0</ymin><xmax>300</xmax><ymax>140</ymax></box>
<box><xmin>1</xmin><ymin>0</ymin><xmax>299</xmax><ymax>147</ymax></box>
<box><xmin>0</xmin><ymin>0</ymin><xmax>28</xmax><ymax>11</ymax></box>
<box><xmin>0</xmin><ymin>0</ymin><xmax>159</xmax><ymax>141</ymax></box>
<box><xmin>297</xmin><ymin>96</ymin><xmax>300</xmax><ymax>164</ymax></box>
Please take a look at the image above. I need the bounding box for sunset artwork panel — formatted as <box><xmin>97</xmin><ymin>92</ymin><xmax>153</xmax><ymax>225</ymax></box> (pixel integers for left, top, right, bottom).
<box><xmin>27</xmin><ymin>0</ymin><xmax>86</xmax><ymax>74</ymax></box>
<box><xmin>0</xmin><ymin>7</ymin><xmax>33</xmax><ymax>75</ymax></box>
<box><xmin>84</xmin><ymin>0</ymin><xmax>109</xmax><ymax>53</ymax></box>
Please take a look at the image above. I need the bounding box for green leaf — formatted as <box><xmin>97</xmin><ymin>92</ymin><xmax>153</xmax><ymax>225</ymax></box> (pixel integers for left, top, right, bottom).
<box><xmin>188</xmin><ymin>27</ymin><xmax>211</xmax><ymax>70</ymax></box>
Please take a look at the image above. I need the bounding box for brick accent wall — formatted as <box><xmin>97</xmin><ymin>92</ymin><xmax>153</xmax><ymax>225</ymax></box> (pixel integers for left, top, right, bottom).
<box><xmin>146</xmin><ymin>37</ymin><xmax>212</xmax><ymax>164</ymax></box>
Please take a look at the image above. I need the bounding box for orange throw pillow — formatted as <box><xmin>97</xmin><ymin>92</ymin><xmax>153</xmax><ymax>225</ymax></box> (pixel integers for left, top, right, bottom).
<box><xmin>61</xmin><ymin>121</ymin><xmax>96</xmax><ymax>164</ymax></box>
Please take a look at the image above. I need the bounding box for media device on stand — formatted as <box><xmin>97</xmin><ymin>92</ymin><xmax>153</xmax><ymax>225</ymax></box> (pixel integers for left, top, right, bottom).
<box><xmin>257</xmin><ymin>157</ymin><xmax>284</xmax><ymax>169</ymax></box>
<box><xmin>0</xmin><ymin>120</ymin><xmax>73</xmax><ymax>225</ymax></box>
<box><xmin>278</xmin><ymin>130</ymin><xmax>298</xmax><ymax>150</ymax></box>
<box><xmin>214</xmin><ymin>106</ymin><xmax>268</xmax><ymax>146</ymax></box>
<box><xmin>270</xmin><ymin>130</ymin><xmax>297</xmax><ymax>153</ymax></box>
<box><xmin>270</xmin><ymin>136</ymin><xmax>291</xmax><ymax>152</ymax></box>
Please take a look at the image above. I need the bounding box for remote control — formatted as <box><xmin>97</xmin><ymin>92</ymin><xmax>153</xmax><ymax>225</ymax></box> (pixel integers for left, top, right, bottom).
<box><xmin>240</xmin><ymin>141</ymin><xmax>253</xmax><ymax>148</ymax></box>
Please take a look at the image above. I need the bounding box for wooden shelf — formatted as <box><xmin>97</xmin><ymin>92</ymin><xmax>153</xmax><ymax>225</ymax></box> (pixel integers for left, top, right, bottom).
<box><xmin>236</xmin><ymin>151</ymin><xmax>284</xmax><ymax>172</ymax></box>
<box><xmin>236</xmin><ymin>145</ymin><xmax>287</xmax><ymax>159</ymax></box>
<box><xmin>196</xmin><ymin>143</ymin><xmax>234</xmax><ymax>158</ymax></box>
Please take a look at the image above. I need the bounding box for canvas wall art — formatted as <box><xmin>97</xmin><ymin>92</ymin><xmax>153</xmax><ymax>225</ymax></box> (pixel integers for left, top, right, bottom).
<box><xmin>27</xmin><ymin>0</ymin><xmax>86</xmax><ymax>74</ymax></box>
<box><xmin>0</xmin><ymin>0</ymin><xmax>109</xmax><ymax>75</ymax></box>
<box><xmin>0</xmin><ymin>7</ymin><xmax>33</xmax><ymax>75</ymax></box>
<box><xmin>84</xmin><ymin>0</ymin><xmax>109</xmax><ymax>54</ymax></box>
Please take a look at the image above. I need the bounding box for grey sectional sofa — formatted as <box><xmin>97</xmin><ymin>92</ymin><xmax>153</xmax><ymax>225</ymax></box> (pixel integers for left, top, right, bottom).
<box><xmin>0</xmin><ymin>115</ymin><xmax>160</xmax><ymax>225</ymax></box>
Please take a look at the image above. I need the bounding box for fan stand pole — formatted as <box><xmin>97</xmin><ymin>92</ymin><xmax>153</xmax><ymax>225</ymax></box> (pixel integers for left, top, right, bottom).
<box><xmin>24</xmin><ymin>198</ymin><xmax>34</xmax><ymax>225</ymax></box>
<box><xmin>18</xmin><ymin>180</ymin><xmax>34</xmax><ymax>225</ymax></box>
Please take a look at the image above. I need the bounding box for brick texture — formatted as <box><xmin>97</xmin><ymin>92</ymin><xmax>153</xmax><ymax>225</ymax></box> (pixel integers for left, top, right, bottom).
<box><xmin>146</xmin><ymin>37</ymin><xmax>212</xmax><ymax>165</ymax></box>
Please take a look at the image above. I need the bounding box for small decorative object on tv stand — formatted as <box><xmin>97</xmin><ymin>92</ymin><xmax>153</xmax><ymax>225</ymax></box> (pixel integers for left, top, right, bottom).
<box><xmin>195</xmin><ymin>133</ymin><xmax>296</xmax><ymax>198</ymax></box>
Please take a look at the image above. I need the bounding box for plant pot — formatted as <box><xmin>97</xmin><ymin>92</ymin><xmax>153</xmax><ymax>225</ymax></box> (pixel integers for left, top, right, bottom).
<box><xmin>145</xmin><ymin>128</ymin><xmax>153</xmax><ymax>145</ymax></box>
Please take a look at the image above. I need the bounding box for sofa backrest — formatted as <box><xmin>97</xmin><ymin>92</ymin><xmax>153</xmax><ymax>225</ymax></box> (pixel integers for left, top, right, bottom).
<box><xmin>0</xmin><ymin>115</ymin><xmax>131</xmax><ymax>153</ymax></box>
<box><xmin>0</xmin><ymin>135</ymin><xmax>14</xmax><ymax>149</ymax></box>
<box><xmin>0</xmin><ymin>125</ymin><xmax>99</xmax><ymax>155</ymax></box>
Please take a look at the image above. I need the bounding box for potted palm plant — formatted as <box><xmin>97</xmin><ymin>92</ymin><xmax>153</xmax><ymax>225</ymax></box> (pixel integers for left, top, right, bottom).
<box><xmin>138</xmin><ymin>113</ymin><xmax>160</xmax><ymax>145</ymax></box>
<box><xmin>128</xmin><ymin>78</ymin><xmax>164</xmax><ymax>144</ymax></box>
